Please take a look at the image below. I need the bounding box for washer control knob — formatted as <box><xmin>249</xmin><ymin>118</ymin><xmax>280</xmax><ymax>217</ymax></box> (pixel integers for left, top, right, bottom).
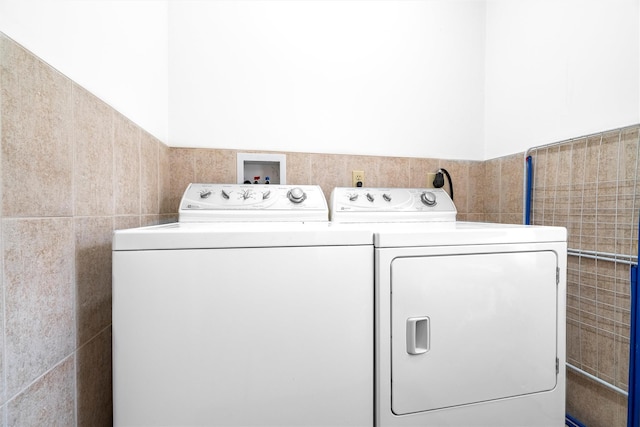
<box><xmin>383</xmin><ymin>193</ymin><xmax>392</xmax><ymax>202</ymax></box>
<box><xmin>221</xmin><ymin>189</ymin><xmax>230</xmax><ymax>200</ymax></box>
<box><xmin>263</xmin><ymin>190</ymin><xmax>271</xmax><ymax>200</ymax></box>
<box><xmin>199</xmin><ymin>190</ymin><xmax>212</xmax><ymax>199</ymax></box>
<box><xmin>349</xmin><ymin>194</ymin><xmax>358</xmax><ymax>202</ymax></box>
<box><xmin>366</xmin><ymin>193</ymin><xmax>374</xmax><ymax>202</ymax></box>
<box><xmin>420</xmin><ymin>191</ymin><xmax>437</xmax><ymax>206</ymax></box>
<box><xmin>287</xmin><ymin>187</ymin><xmax>306</xmax><ymax>203</ymax></box>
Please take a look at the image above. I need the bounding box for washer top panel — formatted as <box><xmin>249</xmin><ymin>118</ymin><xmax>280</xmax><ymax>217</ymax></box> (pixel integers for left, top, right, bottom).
<box><xmin>179</xmin><ymin>183</ymin><xmax>328</xmax><ymax>222</ymax></box>
<box><xmin>371</xmin><ymin>221</ymin><xmax>567</xmax><ymax>247</ymax></box>
<box><xmin>113</xmin><ymin>221</ymin><xmax>374</xmax><ymax>250</ymax></box>
<box><xmin>330</xmin><ymin>187</ymin><xmax>456</xmax><ymax>222</ymax></box>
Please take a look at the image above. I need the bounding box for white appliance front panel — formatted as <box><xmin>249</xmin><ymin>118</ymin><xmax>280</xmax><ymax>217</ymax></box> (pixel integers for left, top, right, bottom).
<box><xmin>376</xmin><ymin>242</ymin><xmax>567</xmax><ymax>426</ymax></box>
<box><xmin>113</xmin><ymin>245</ymin><xmax>373</xmax><ymax>426</ymax></box>
<box><xmin>391</xmin><ymin>251</ymin><xmax>558</xmax><ymax>414</ymax></box>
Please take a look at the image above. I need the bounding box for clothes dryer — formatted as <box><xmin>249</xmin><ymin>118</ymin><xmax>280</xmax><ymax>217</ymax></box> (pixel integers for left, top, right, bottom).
<box><xmin>113</xmin><ymin>184</ymin><xmax>374</xmax><ymax>426</ymax></box>
<box><xmin>330</xmin><ymin>187</ymin><xmax>567</xmax><ymax>427</ymax></box>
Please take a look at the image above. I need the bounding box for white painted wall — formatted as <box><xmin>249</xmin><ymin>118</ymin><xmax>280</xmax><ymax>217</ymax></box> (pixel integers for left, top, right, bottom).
<box><xmin>1</xmin><ymin>0</ymin><xmax>638</xmax><ymax>159</ymax></box>
<box><xmin>0</xmin><ymin>0</ymin><xmax>169</xmax><ymax>143</ymax></box>
<box><xmin>168</xmin><ymin>0</ymin><xmax>486</xmax><ymax>160</ymax></box>
<box><xmin>484</xmin><ymin>0</ymin><xmax>640</xmax><ymax>159</ymax></box>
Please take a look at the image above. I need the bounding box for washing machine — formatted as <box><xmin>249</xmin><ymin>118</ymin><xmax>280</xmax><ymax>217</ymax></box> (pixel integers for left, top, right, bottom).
<box><xmin>330</xmin><ymin>187</ymin><xmax>567</xmax><ymax>426</ymax></box>
<box><xmin>112</xmin><ymin>184</ymin><xmax>374</xmax><ymax>427</ymax></box>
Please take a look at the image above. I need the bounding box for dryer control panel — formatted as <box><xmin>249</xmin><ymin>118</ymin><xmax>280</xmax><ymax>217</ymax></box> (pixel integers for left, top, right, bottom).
<box><xmin>180</xmin><ymin>183</ymin><xmax>328</xmax><ymax>222</ymax></box>
<box><xmin>330</xmin><ymin>187</ymin><xmax>456</xmax><ymax>222</ymax></box>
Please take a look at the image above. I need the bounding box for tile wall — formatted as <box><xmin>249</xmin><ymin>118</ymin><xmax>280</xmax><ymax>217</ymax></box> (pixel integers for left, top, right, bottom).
<box><xmin>3</xmin><ymin>30</ymin><xmax>626</xmax><ymax>426</ymax></box>
<box><xmin>168</xmin><ymin>149</ymin><xmax>496</xmax><ymax>221</ymax></box>
<box><xmin>0</xmin><ymin>33</ymin><xmax>171</xmax><ymax>425</ymax></box>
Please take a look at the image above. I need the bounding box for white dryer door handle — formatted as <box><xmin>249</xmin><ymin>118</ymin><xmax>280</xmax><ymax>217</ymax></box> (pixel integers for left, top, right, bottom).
<box><xmin>406</xmin><ymin>316</ymin><xmax>430</xmax><ymax>355</ymax></box>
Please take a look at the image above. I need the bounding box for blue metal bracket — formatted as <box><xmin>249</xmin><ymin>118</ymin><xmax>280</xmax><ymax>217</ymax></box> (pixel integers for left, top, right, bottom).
<box><xmin>525</xmin><ymin>155</ymin><xmax>532</xmax><ymax>225</ymax></box>
<box><xmin>629</xmin><ymin>263</ymin><xmax>639</xmax><ymax>427</ymax></box>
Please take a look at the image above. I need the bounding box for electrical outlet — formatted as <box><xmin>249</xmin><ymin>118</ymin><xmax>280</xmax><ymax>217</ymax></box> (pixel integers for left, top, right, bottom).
<box><xmin>426</xmin><ymin>173</ymin><xmax>436</xmax><ymax>188</ymax></box>
<box><xmin>352</xmin><ymin>170</ymin><xmax>365</xmax><ymax>187</ymax></box>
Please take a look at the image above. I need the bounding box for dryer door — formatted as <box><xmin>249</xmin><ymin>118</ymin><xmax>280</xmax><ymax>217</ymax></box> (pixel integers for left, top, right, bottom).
<box><xmin>390</xmin><ymin>251</ymin><xmax>558</xmax><ymax>415</ymax></box>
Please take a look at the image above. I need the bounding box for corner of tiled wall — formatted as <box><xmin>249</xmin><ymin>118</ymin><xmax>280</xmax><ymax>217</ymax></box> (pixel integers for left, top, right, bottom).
<box><xmin>482</xmin><ymin>152</ymin><xmax>525</xmax><ymax>224</ymax></box>
<box><xmin>0</xmin><ymin>32</ymin><xmax>171</xmax><ymax>426</ymax></box>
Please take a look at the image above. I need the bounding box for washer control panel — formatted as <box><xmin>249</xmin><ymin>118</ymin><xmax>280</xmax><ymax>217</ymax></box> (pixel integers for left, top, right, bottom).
<box><xmin>330</xmin><ymin>187</ymin><xmax>456</xmax><ymax>222</ymax></box>
<box><xmin>179</xmin><ymin>183</ymin><xmax>328</xmax><ymax>222</ymax></box>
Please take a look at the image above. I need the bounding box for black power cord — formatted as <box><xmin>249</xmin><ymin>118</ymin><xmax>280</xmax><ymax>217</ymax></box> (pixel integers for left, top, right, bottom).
<box><xmin>433</xmin><ymin>168</ymin><xmax>453</xmax><ymax>201</ymax></box>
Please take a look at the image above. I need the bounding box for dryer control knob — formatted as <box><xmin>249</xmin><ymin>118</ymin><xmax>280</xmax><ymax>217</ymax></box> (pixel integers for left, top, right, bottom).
<box><xmin>199</xmin><ymin>190</ymin><xmax>212</xmax><ymax>199</ymax></box>
<box><xmin>287</xmin><ymin>187</ymin><xmax>306</xmax><ymax>203</ymax></box>
<box><xmin>420</xmin><ymin>191</ymin><xmax>437</xmax><ymax>206</ymax></box>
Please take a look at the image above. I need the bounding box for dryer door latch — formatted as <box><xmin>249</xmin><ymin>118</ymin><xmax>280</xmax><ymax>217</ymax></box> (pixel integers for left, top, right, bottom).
<box><xmin>406</xmin><ymin>316</ymin><xmax>430</xmax><ymax>355</ymax></box>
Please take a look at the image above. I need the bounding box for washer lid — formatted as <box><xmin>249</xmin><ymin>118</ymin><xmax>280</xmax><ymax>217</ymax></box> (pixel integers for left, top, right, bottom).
<box><xmin>179</xmin><ymin>183</ymin><xmax>328</xmax><ymax>222</ymax></box>
<box><xmin>113</xmin><ymin>222</ymin><xmax>373</xmax><ymax>250</ymax></box>
<box><xmin>330</xmin><ymin>187</ymin><xmax>456</xmax><ymax>222</ymax></box>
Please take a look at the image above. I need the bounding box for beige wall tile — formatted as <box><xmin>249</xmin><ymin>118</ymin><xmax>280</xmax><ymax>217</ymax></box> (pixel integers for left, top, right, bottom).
<box><xmin>77</xmin><ymin>328</ymin><xmax>112</xmax><ymax>427</ymax></box>
<box><xmin>567</xmin><ymin>319</ymin><xmax>581</xmax><ymax>365</ymax></box>
<box><xmin>483</xmin><ymin>159</ymin><xmax>501</xmax><ymax>215</ymax></box>
<box><xmin>141</xmin><ymin>215</ymin><xmax>161</xmax><ymax>226</ymax></box>
<box><xmin>438</xmin><ymin>161</ymin><xmax>469</xmax><ymax>214</ymax></box>
<box><xmin>114</xmin><ymin>215</ymin><xmax>141</xmax><ymax>231</ymax></box>
<box><xmin>114</xmin><ymin>112</ymin><xmax>141</xmax><ymax>215</ymax></box>
<box><xmin>570</xmin><ymin>138</ymin><xmax>588</xmax><ymax>184</ymax></box>
<box><xmin>599</xmin><ymin>131</ymin><xmax>621</xmax><ymax>179</ymax></box>
<box><xmin>597</xmin><ymin>329</ymin><xmax>616</xmax><ymax>383</ymax></box>
<box><xmin>467</xmin><ymin>161</ymin><xmax>485</xmax><ymax>215</ymax></box>
<box><xmin>580</xmin><ymin>325</ymin><xmax>598</xmax><ymax>375</ymax></box>
<box><xmin>466</xmin><ymin>213</ymin><xmax>486</xmax><ymax>222</ymax></box>
<box><xmin>159</xmin><ymin>142</ymin><xmax>172</xmax><ymax>214</ymax></box>
<box><xmin>169</xmin><ymin>149</ymin><xmax>195</xmax><ymax>214</ymax></box>
<box><xmin>2</xmin><ymin>218</ymin><xmax>75</xmax><ymax>396</ymax></box>
<box><xmin>566</xmin><ymin>369</ymin><xmax>626</xmax><ymax>427</ymax></box>
<box><xmin>556</xmin><ymin>144</ymin><xmax>572</xmax><ymax>185</ymax></box>
<box><xmin>140</xmin><ymin>132</ymin><xmax>159</xmax><ymax>214</ymax></box>
<box><xmin>160</xmin><ymin>214</ymin><xmax>178</xmax><ymax>224</ymax></box>
<box><xmin>584</xmin><ymin>136</ymin><xmax>602</xmax><ymax>184</ymax></box>
<box><xmin>500</xmin><ymin>154</ymin><xmax>523</xmax><ymax>219</ymax></box>
<box><xmin>484</xmin><ymin>212</ymin><xmax>500</xmax><ymax>223</ymax></box>
<box><xmin>75</xmin><ymin>216</ymin><xmax>113</xmax><ymax>347</ymax></box>
<box><xmin>73</xmin><ymin>84</ymin><xmax>114</xmax><ymax>216</ymax></box>
<box><xmin>194</xmin><ymin>148</ymin><xmax>236</xmax><ymax>184</ymax></box>
<box><xmin>1</xmin><ymin>36</ymin><xmax>73</xmax><ymax>217</ymax></box>
<box><xmin>616</xmin><ymin>337</ymin><xmax>630</xmax><ymax>389</ymax></box>
<box><xmin>409</xmin><ymin>157</ymin><xmax>439</xmax><ymax>188</ymax></box>
<box><xmin>7</xmin><ymin>356</ymin><xmax>75</xmax><ymax>426</ymax></box>
<box><xmin>310</xmin><ymin>154</ymin><xmax>348</xmax><ymax>202</ymax></box>
<box><xmin>379</xmin><ymin>157</ymin><xmax>410</xmax><ymax>188</ymax></box>
<box><xmin>543</xmin><ymin>146</ymin><xmax>560</xmax><ymax>190</ymax></box>
<box><xmin>619</xmin><ymin>128</ymin><xmax>639</xmax><ymax>185</ymax></box>
<box><xmin>285</xmin><ymin>152</ymin><xmax>312</xmax><ymax>185</ymax></box>
<box><xmin>499</xmin><ymin>213</ymin><xmax>522</xmax><ymax>225</ymax></box>
<box><xmin>345</xmin><ymin>155</ymin><xmax>380</xmax><ymax>187</ymax></box>
<box><xmin>530</xmin><ymin>148</ymin><xmax>547</xmax><ymax>224</ymax></box>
